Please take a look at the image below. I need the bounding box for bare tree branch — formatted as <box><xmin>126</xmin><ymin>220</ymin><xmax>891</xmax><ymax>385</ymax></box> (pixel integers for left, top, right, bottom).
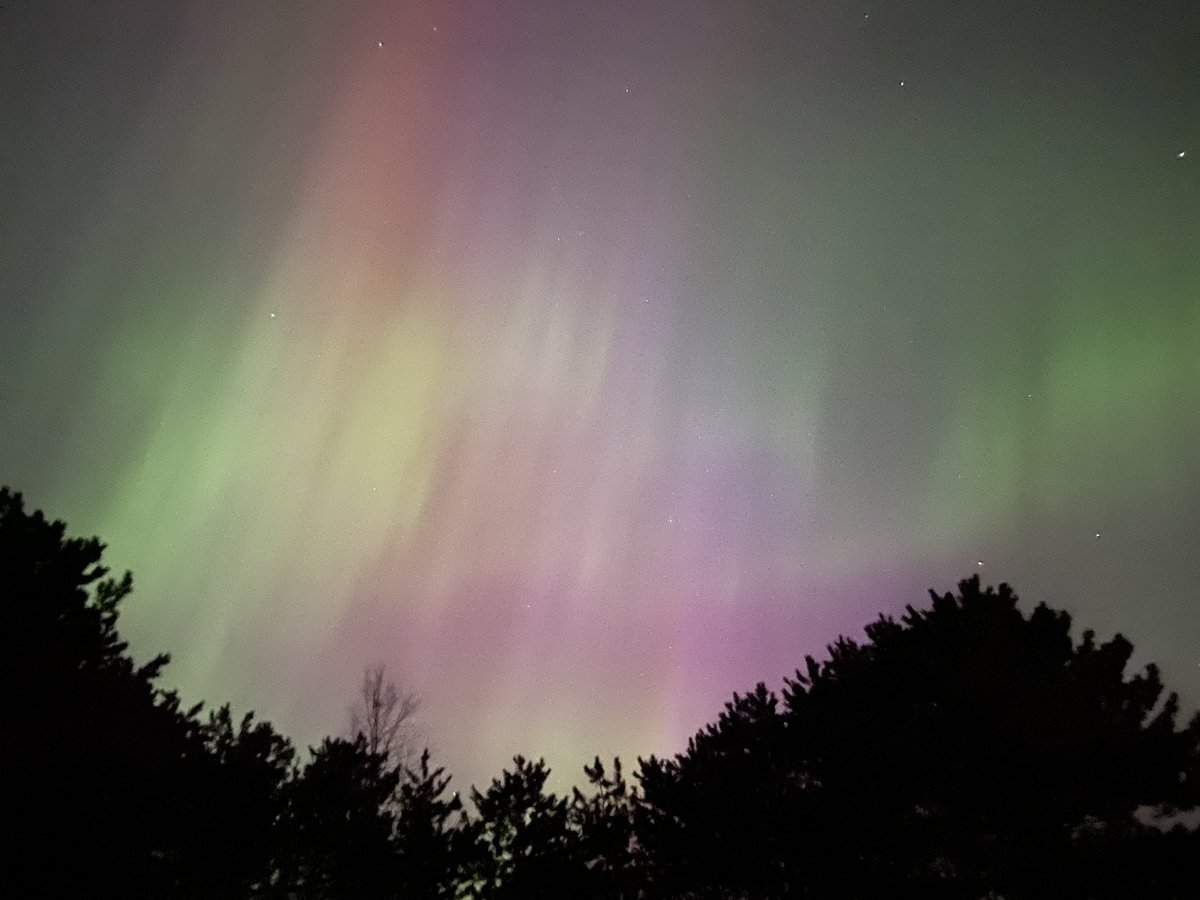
<box><xmin>348</xmin><ymin>663</ymin><xmax>420</xmax><ymax>768</ymax></box>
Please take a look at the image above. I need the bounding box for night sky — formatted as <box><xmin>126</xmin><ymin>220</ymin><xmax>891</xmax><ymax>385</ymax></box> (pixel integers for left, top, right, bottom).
<box><xmin>2</xmin><ymin>0</ymin><xmax>1198</xmax><ymax>792</ymax></box>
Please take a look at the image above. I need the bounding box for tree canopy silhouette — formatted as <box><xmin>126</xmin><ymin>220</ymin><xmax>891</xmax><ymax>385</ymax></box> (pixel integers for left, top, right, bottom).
<box><xmin>1</xmin><ymin>487</ymin><xmax>203</xmax><ymax>895</ymax></box>
<box><xmin>276</xmin><ymin>735</ymin><xmax>402</xmax><ymax>899</ymax></box>
<box><xmin>3</xmin><ymin>486</ymin><xmax>1196</xmax><ymax>898</ymax></box>
<box><xmin>635</xmin><ymin>576</ymin><xmax>1200</xmax><ymax>898</ymax></box>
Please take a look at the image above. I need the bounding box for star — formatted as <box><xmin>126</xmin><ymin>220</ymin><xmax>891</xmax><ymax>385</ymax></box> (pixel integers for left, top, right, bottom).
<box><xmin>1178</xmin><ymin>151</ymin><xmax>1187</xmax><ymax>158</ymax></box>
<box><xmin>269</xmin><ymin>312</ymin><xmax>276</xmax><ymax>318</ymax></box>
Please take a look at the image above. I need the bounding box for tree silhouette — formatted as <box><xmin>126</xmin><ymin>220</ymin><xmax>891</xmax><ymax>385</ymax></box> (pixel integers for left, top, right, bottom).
<box><xmin>393</xmin><ymin>748</ymin><xmax>478</xmax><ymax>898</ymax></box>
<box><xmin>178</xmin><ymin>705</ymin><xmax>295</xmax><ymax>897</ymax></box>
<box><xmin>570</xmin><ymin>756</ymin><xmax>640</xmax><ymax>899</ymax></box>
<box><xmin>467</xmin><ymin>755</ymin><xmax>588</xmax><ymax>898</ymax></box>
<box><xmin>5</xmin><ymin>485</ymin><xmax>1196</xmax><ymax>897</ymax></box>
<box><xmin>1</xmin><ymin>487</ymin><xmax>200</xmax><ymax>896</ymax></box>
<box><xmin>635</xmin><ymin>683</ymin><xmax>802</xmax><ymax>899</ymax></box>
<box><xmin>635</xmin><ymin>576</ymin><xmax>1200</xmax><ymax>898</ymax></box>
<box><xmin>349</xmin><ymin>662</ymin><xmax>420</xmax><ymax>769</ymax></box>
<box><xmin>276</xmin><ymin>735</ymin><xmax>401</xmax><ymax>900</ymax></box>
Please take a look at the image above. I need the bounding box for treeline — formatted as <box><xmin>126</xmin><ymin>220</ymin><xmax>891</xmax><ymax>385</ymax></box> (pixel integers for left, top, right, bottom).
<box><xmin>2</xmin><ymin>486</ymin><xmax>1198</xmax><ymax>898</ymax></box>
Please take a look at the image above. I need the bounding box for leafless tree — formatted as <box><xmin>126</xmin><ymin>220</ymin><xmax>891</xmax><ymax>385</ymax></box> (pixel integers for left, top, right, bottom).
<box><xmin>348</xmin><ymin>663</ymin><xmax>420</xmax><ymax>768</ymax></box>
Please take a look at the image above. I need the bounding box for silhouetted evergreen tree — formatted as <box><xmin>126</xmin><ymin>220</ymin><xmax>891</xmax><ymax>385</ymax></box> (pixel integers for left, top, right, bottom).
<box><xmin>275</xmin><ymin>735</ymin><xmax>401</xmax><ymax>899</ymax></box>
<box><xmin>635</xmin><ymin>684</ymin><xmax>802</xmax><ymax>899</ymax></box>
<box><xmin>570</xmin><ymin>756</ymin><xmax>641</xmax><ymax>899</ymax></box>
<box><xmin>634</xmin><ymin>576</ymin><xmax>1200</xmax><ymax>898</ymax></box>
<box><xmin>1</xmin><ymin>487</ymin><xmax>201</xmax><ymax>896</ymax></box>
<box><xmin>393</xmin><ymin>748</ymin><xmax>478</xmax><ymax>898</ymax></box>
<box><xmin>174</xmin><ymin>705</ymin><xmax>295</xmax><ymax>898</ymax></box>
<box><xmin>466</xmin><ymin>755</ymin><xmax>589</xmax><ymax>899</ymax></box>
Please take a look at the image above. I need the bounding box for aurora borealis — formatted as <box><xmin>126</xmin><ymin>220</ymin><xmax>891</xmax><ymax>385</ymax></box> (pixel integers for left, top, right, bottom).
<box><xmin>2</xmin><ymin>0</ymin><xmax>1198</xmax><ymax>791</ymax></box>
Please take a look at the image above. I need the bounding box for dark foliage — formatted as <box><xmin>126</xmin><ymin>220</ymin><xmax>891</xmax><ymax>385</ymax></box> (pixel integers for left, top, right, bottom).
<box><xmin>2</xmin><ymin>488</ymin><xmax>1197</xmax><ymax>898</ymax></box>
<box><xmin>180</xmin><ymin>706</ymin><xmax>295</xmax><ymax>897</ymax></box>
<box><xmin>571</xmin><ymin>756</ymin><xmax>640</xmax><ymax>898</ymax></box>
<box><xmin>635</xmin><ymin>576</ymin><xmax>1200</xmax><ymax>898</ymax></box>
<box><xmin>393</xmin><ymin>748</ymin><xmax>476</xmax><ymax>898</ymax></box>
<box><xmin>274</xmin><ymin>735</ymin><xmax>401</xmax><ymax>899</ymax></box>
<box><xmin>466</xmin><ymin>754</ymin><xmax>587</xmax><ymax>897</ymax></box>
<box><xmin>1</xmin><ymin>487</ymin><xmax>197</xmax><ymax>896</ymax></box>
